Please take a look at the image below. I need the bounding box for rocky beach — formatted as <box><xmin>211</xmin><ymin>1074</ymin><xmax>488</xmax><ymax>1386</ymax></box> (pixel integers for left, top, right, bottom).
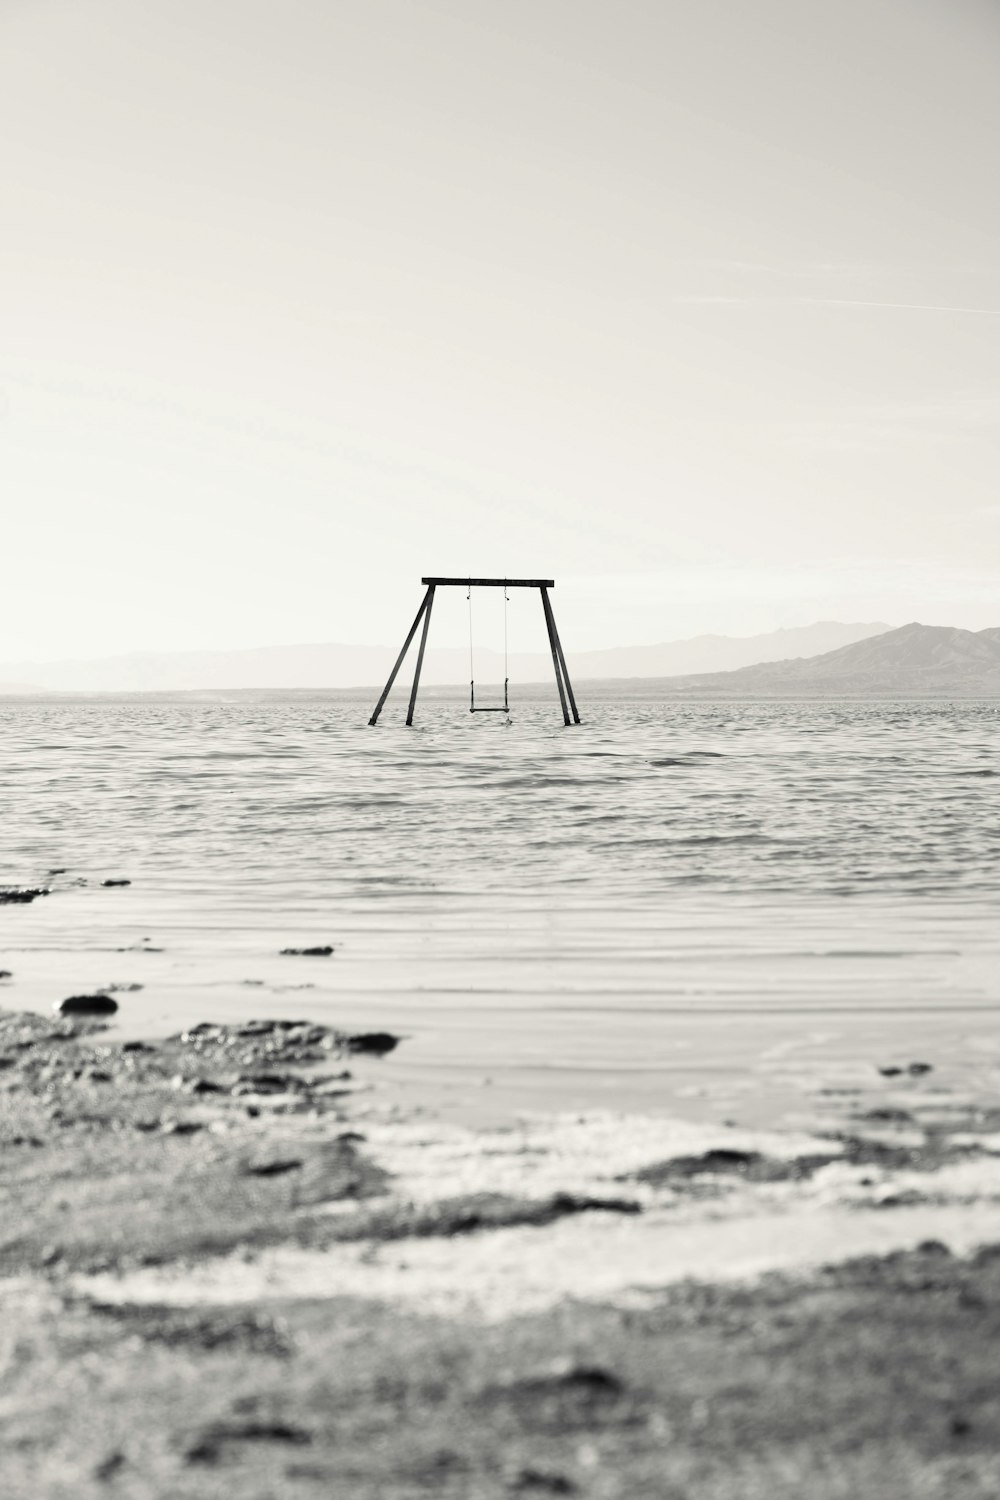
<box><xmin>3</xmin><ymin>998</ymin><xmax>1000</xmax><ymax>1498</ymax></box>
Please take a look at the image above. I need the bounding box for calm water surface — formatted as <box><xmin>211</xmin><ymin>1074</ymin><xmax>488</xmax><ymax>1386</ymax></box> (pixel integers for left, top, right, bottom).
<box><xmin>3</xmin><ymin>697</ymin><xmax>999</xmax><ymax>1122</ymax></box>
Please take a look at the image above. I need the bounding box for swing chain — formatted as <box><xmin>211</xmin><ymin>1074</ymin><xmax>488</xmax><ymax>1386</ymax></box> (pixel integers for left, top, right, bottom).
<box><xmin>504</xmin><ymin>582</ymin><xmax>509</xmax><ymax>711</ymax></box>
<box><xmin>468</xmin><ymin>580</ymin><xmax>474</xmax><ymax>710</ymax></box>
<box><xmin>467</xmin><ymin>579</ymin><xmax>512</xmax><ymax>714</ymax></box>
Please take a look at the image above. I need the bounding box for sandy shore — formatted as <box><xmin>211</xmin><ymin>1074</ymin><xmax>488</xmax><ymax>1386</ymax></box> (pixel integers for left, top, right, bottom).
<box><xmin>3</xmin><ymin>1006</ymin><xmax>1000</xmax><ymax>1498</ymax></box>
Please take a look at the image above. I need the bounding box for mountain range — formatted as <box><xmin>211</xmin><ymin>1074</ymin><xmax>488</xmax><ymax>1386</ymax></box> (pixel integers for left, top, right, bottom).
<box><xmin>0</xmin><ymin>622</ymin><xmax>887</xmax><ymax>693</ymax></box>
<box><xmin>648</xmin><ymin>623</ymin><xmax>1000</xmax><ymax>698</ymax></box>
<box><xmin>3</xmin><ymin>622</ymin><xmax>997</xmax><ymax>697</ymax></box>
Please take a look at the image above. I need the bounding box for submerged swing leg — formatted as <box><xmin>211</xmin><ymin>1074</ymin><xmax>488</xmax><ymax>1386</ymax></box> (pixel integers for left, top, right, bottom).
<box><xmin>540</xmin><ymin>586</ymin><xmax>571</xmax><ymax>726</ymax></box>
<box><xmin>545</xmin><ymin>595</ymin><xmax>580</xmax><ymax>725</ymax></box>
<box><xmin>368</xmin><ymin>585</ymin><xmax>433</xmax><ymax>725</ymax></box>
<box><xmin>406</xmin><ymin>584</ymin><xmax>435</xmax><ymax>726</ymax></box>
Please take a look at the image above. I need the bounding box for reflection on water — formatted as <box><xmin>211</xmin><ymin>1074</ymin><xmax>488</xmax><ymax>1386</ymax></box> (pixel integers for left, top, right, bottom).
<box><xmin>2</xmin><ymin>696</ymin><xmax>999</xmax><ymax>1119</ymax></box>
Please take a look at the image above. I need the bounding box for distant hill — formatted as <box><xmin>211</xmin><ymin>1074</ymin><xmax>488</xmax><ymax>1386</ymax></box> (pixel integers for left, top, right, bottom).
<box><xmin>649</xmin><ymin>623</ymin><xmax>1000</xmax><ymax>697</ymax></box>
<box><xmin>0</xmin><ymin>622</ymin><xmax>889</xmax><ymax>693</ymax></box>
<box><xmin>542</xmin><ymin>621</ymin><xmax>889</xmax><ymax>681</ymax></box>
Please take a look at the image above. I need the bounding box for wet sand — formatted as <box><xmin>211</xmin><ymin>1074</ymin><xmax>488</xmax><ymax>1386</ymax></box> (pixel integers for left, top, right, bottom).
<box><xmin>3</xmin><ymin>1006</ymin><xmax>1000</xmax><ymax>1498</ymax></box>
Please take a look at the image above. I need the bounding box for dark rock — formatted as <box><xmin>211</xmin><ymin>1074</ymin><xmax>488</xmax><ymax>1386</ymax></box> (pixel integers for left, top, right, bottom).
<box><xmin>93</xmin><ymin>1452</ymin><xmax>126</xmax><ymax>1481</ymax></box>
<box><xmin>344</xmin><ymin>1031</ymin><xmax>400</xmax><ymax>1056</ymax></box>
<box><xmin>950</xmin><ymin>1415</ymin><xmax>972</xmax><ymax>1437</ymax></box>
<box><xmin>232</xmin><ymin>1072</ymin><xmax>302</xmax><ymax>1095</ymax></box>
<box><xmin>106</xmin><ymin>982</ymin><xmax>143</xmax><ymax>993</ymax></box>
<box><xmin>530</xmin><ymin>1364</ymin><xmax>623</xmax><ymax>1395</ymax></box>
<box><xmin>280</xmin><ymin>945</ymin><xmax>335</xmax><ymax>957</ymax></box>
<box><xmin>860</xmin><ymin>1107</ymin><xmax>913</xmax><ymax>1124</ymax></box>
<box><xmin>872</xmin><ymin>1189</ymin><xmax>926</xmax><ymax>1208</ymax></box>
<box><xmin>350</xmin><ymin>1189</ymin><xmax>639</xmax><ymax>1242</ymax></box>
<box><xmin>0</xmin><ymin>887</ymin><xmax>50</xmax><ymax>904</ymax></box>
<box><xmin>47</xmin><ymin>868</ymin><xmax>67</xmax><ymax>876</ymax></box>
<box><xmin>489</xmin><ymin>1360</ymin><xmax>625</xmax><ymax>1412</ymax></box>
<box><xmin>908</xmin><ymin>1061</ymin><xmax>934</xmax><ymax>1076</ymax></box>
<box><xmin>172</xmin><ymin>1074</ymin><xmax>223</xmax><ymax>1094</ymax></box>
<box><xmin>510</xmin><ymin>1468</ymin><xmax>577</xmax><ymax>1494</ymax></box>
<box><xmin>101</xmin><ymin>879</ymin><xmax>131</xmax><ymax>888</ymax></box>
<box><xmin>57</xmin><ymin>994</ymin><xmax>119</xmax><ymax>1017</ymax></box>
<box><xmin>121</xmin><ymin>1040</ymin><xmax>153</xmax><ymax>1053</ymax></box>
<box><xmin>186</xmin><ymin>1421</ymin><xmax>312</xmax><ymax>1463</ymax></box>
<box><xmin>244</xmin><ymin>1158</ymin><xmax>303</xmax><ymax>1177</ymax></box>
<box><xmin>637</xmin><ymin>1149</ymin><xmax>759</xmax><ymax>1183</ymax></box>
<box><xmin>160</xmin><ymin>1120</ymin><xmax>204</xmax><ymax>1136</ymax></box>
<box><xmin>878</xmin><ymin>1065</ymin><xmax>904</xmax><ymax>1077</ymax></box>
<box><xmin>0</xmin><ymin>970</ymin><xmax>11</xmax><ymax>980</ymax></box>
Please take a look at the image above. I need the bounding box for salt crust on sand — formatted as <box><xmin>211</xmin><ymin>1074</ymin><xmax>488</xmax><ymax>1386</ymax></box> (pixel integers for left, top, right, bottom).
<box><xmin>350</xmin><ymin>1109</ymin><xmax>840</xmax><ymax>1205</ymax></box>
<box><xmin>77</xmin><ymin>1204</ymin><xmax>1000</xmax><ymax>1323</ymax></box>
<box><xmin>73</xmin><ymin>1109</ymin><xmax>1000</xmax><ymax>1320</ymax></box>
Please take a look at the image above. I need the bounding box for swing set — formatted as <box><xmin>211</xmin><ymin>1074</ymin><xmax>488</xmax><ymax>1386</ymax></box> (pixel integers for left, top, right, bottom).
<box><xmin>368</xmin><ymin>577</ymin><xmax>581</xmax><ymax>727</ymax></box>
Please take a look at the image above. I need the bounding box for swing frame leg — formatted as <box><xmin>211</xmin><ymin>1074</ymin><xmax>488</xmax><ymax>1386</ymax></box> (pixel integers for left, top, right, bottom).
<box><xmin>406</xmin><ymin>584</ymin><xmax>435</xmax><ymax>726</ymax></box>
<box><xmin>368</xmin><ymin>584</ymin><xmax>433</xmax><ymax>725</ymax></box>
<box><xmin>540</xmin><ymin>585</ymin><xmax>571</xmax><ymax>726</ymax></box>
<box><xmin>544</xmin><ymin>591</ymin><xmax>580</xmax><ymax>724</ymax></box>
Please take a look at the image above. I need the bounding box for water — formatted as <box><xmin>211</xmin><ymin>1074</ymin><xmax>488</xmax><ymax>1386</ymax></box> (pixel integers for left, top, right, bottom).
<box><xmin>3</xmin><ymin>696</ymin><xmax>999</xmax><ymax>1124</ymax></box>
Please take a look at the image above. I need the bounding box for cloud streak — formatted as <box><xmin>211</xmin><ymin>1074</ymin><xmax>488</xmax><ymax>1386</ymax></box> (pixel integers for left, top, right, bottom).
<box><xmin>677</xmin><ymin>296</ymin><xmax>1000</xmax><ymax>317</ymax></box>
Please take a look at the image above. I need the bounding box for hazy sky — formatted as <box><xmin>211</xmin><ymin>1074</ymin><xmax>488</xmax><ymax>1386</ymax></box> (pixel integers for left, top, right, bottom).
<box><xmin>3</xmin><ymin>0</ymin><xmax>999</xmax><ymax>659</ymax></box>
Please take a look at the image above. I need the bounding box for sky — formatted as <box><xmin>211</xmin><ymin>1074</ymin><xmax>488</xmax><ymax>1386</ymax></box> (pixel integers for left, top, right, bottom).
<box><xmin>2</xmin><ymin>0</ymin><xmax>999</xmax><ymax>660</ymax></box>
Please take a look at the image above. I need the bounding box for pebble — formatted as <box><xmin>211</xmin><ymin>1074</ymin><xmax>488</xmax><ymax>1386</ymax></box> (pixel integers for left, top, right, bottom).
<box><xmin>101</xmin><ymin>879</ymin><xmax>132</xmax><ymax>888</ymax></box>
<box><xmin>0</xmin><ymin>887</ymin><xmax>50</xmax><ymax>904</ymax></box>
<box><xmin>509</xmin><ymin>1468</ymin><xmax>577</xmax><ymax>1494</ymax></box>
<box><xmin>232</xmin><ymin>1073</ymin><xmax>300</xmax><ymax>1096</ymax></box>
<box><xmin>345</xmin><ymin>1031</ymin><xmax>400</xmax><ymax>1056</ymax></box>
<box><xmin>171</xmin><ymin>1074</ymin><xmax>222</xmax><ymax>1094</ymax></box>
<box><xmin>56</xmin><ymin>994</ymin><xmax>119</xmax><ymax>1017</ymax></box>
<box><xmin>280</xmin><ymin>945</ymin><xmax>335</xmax><ymax>957</ymax></box>
<box><xmin>243</xmin><ymin>1158</ymin><xmax>303</xmax><ymax>1177</ymax></box>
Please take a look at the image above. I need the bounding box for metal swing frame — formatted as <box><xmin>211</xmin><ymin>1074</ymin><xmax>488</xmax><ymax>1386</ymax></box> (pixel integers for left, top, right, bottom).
<box><xmin>368</xmin><ymin>577</ymin><xmax>581</xmax><ymax>727</ymax></box>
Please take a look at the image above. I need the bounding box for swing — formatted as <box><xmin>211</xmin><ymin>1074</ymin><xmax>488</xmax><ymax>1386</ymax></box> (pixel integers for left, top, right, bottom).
<box><xmin>468</xmin><ymin>582</ymin><xmax>510</xmax><ymax>713</ymax></box>
<box><xmin>368</xmin><ymin>576</ymin><xmax>579</xmax><ymax>728</ymax></box>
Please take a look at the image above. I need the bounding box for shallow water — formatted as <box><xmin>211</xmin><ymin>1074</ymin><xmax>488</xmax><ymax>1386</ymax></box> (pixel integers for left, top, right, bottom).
<box><xmin>2</xmin><ymin>695</ymin><xmax>999</xmax><ymax>1123</ymax></box>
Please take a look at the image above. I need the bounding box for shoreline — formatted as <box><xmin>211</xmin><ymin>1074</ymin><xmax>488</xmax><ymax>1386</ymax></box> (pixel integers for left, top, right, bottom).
<box><xmin>3</xmin><ymin>1006</ymin><xmax>1000</xmax><ymax>1495</ymax></box>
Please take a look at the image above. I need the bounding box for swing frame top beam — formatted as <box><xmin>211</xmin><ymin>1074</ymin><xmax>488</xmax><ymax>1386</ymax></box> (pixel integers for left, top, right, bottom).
<box><xmin>422</xmin><ymin>577</ymin><xmax>554</xmax><ymax>588</ymax></box>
